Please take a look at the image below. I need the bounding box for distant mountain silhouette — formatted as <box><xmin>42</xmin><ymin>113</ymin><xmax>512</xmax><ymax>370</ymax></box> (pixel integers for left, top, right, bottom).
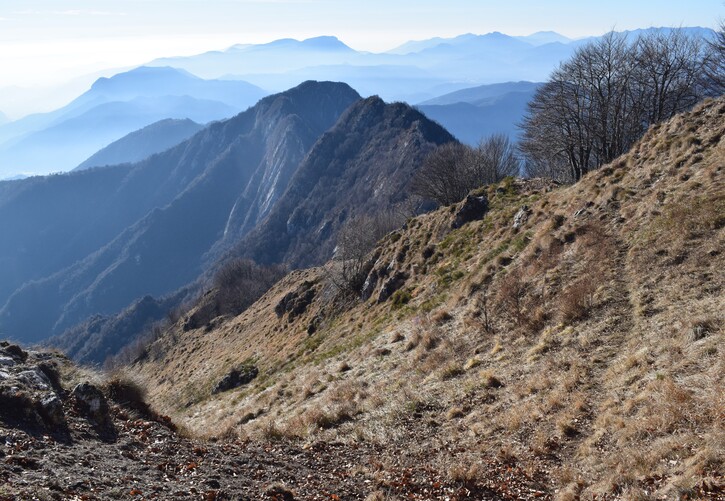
<box><xmin>75</xmin><ymin>118</ymin><xmax>204</xmax><ymax>171</ymax></box>
<box><xmin>419</xmin><ymin>81</ymin><xmax>540</xmax><ymax>106</ymax></box>
<box><xmin>162</xmin><ymin>27</ymin><xmax>714</xmax><ymax>106</ymax></box>
<box><xmin>80</xmin><ymin>66</ymin><xmax>266</xmax><ymax>110</ymax></box>
<box><xmin>0</xmin><ymin>81</ymin><xmax>360</xmax><ymax>343</ymax></box>
<box><xmin>0</xmin><ymin>96</ymin><xmax>236</xmax><ymax>175</ymax></box>
<box><xmin>153</xmin><ymin>36</ymin><xmax>357</xmax><ymax>80</ymax></box>
<box><xmin>513</xmin><ymin>31</ymin><xmax>572</xmax><ymax>46</ymax></box>
<box><xmin>416</xmin><ymin>82</ymin><xmax>540</xmax><ymax>145</ymax></box>
<box><xmin>0</xmin><ymin>67</ymin><xmax>268</xmax><ymax>177</ymax></box>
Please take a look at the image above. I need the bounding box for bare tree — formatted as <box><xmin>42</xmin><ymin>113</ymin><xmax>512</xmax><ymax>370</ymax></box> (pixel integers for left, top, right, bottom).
<box><xmin>634</xmin><ymin>29</ymin><xmax>708</xmax><ymax>123</ymax></box>
<box><xmin>213</xmin><ymin>259</ymin><xmax>286</xmax><ymax>316</ymax></box>
<box><xmin>411</xmin><ymin>142</ymin><xmax>473</xmax><ymax>206</ymax></box>
<box><xmin>472</xmin><ymin>134</ymin><xmax>520</xmax><ymax>183</ymax></box>
<box><xmin>703</xmin><ymin>21</ymin><xmax>725</xmax><ymax>95</ymax></box>
<box><xmin>332</xmin><ymin>210</ymin><xmax>405</xmax><ymax>295</ymax></box>
<box><xmin>520</xmin><ymin>29</ymin><xmax>717</xmax><ymax>183</ymax></box>
<box><xmin>413</xmin><ymin>135</ymin><xmax>520</xmax><ymax>205</ymax></box>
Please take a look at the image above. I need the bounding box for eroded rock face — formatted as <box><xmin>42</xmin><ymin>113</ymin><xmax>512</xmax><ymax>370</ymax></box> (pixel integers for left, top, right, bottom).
<box><xmin>452</xmin><ymin>194</ymin><xmax>488</xmax><ymax>229</ymax></box>
<box><xmin>361</xmin><ymin>269</ymin><xmax>380</xmax><ymax>301</ymax></box>
<box><xmin>2</xmin><ymin>344</ymin><xmax>28</xmax><ymax>363</ymax></box>
<box><xmin>377</xmin><ymin>271</ymin><xmax>408</xmax><ymax>303</ymax></box>
<box><xmin>275</xmin><ymin>281</ymin><xmax>317</xmax><ymax>320</ymax></box>
<box><xmin>17</xmin><ymin>369</ymin><xmax>52</xmax><ymax>391</ymax></box>
<box><xmin>38</xmin><ymin>394</ymin><xmax>66</xmax><ymax>428</ymax></box>
<box><xmin>0</xmin><ymin>347</ymin><xmax>68</xmax><ymax>431</ymax></box>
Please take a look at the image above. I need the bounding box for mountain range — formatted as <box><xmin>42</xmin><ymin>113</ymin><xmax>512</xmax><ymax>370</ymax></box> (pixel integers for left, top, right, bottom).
<box><xmin>0</xmin><ymin>81</ymin><xmax>453</xmax><ymax>355</ymax></box>
<box><xmin>417</xmin><ymin>81</ymin><xmax>541</xmax><ymax>144</ymax></box>
<box><xmin>0</xmin><ymin>27</ymin><xmax>714</xmax><ymax>179</ymax></box>
<box><xmin>0</xmin><ymin>67</ymin><xmax>268</xmax><ymax>177</ymax></box>
<box><xmin>151</xmin><ymin>28</ymin><xmax>714</xmax><ymax>104</ymax></box>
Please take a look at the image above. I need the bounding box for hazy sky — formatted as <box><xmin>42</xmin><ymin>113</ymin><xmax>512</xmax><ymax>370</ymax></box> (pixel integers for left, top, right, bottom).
<box><xmin>0</xmin><ymin>0</ymin><xmax>722</xmax><ymax>116</ymax></box>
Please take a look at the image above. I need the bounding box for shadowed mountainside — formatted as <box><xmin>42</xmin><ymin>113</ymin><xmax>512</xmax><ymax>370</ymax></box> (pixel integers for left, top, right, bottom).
<box><xmin>236</xmin><ymin>96</ymin><xmax>455</xmax><ymax>268</ymax></box>
<box><xmin>0</xmin><ymin>81</ymin><xmax>361</xmax><ymax>344</ymax></box>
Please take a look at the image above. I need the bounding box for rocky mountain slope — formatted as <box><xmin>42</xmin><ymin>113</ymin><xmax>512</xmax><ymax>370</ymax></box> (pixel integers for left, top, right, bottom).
<box><xmin>134</xmin><ymin>97</ymin><xmax>724</xmax><ymax>499</ymax></box>
<box><xmin>0</xmin><ymin>80</ymin><xmax>456</xmax><ymax>370</ymax></box>
<box><xmin>237</xmin><ymin>95</ymin><xmax>455</xmax><ymax>268</ymax></box>
<box><xmin>0</xmin><ymin>81</ymin><xmax>361</xmax><ymax>344</ymax></box>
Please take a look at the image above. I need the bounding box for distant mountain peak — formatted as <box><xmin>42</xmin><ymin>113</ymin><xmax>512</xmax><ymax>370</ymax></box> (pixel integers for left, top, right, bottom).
<box><xmin>233</xmin><ymin>36</ymin><xmax>354</xmax><ymax>53</ymax></box>
<box><xmin>516</xmin><ymin>31</ymin><xmax>572</xmax><ymax>46</ymax></box>
<box><xmin>266</xmin><ymin>80</ymin><xmax>360</xmax><ymax>106</ymax></box>
<box><xmin>90</xmin><ymin>66</ymin><xmax>199</xmax><ymax>91</ymax></box>
<box><xmin>302</xmin><ymin>35</ymin><xmax>348</xmax><ymax>47</ymax></box>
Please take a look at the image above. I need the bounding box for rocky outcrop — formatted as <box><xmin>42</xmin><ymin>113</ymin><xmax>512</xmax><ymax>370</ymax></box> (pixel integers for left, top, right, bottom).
<box><xmin>72</xmin><ymin>382</ymin><xmax>111</xmax><ymax>426</ymax></box>
<box><xmin>212</xmin><ymin>365</ymin><xmax>259</xmax><ymax>394</ymax></box>
<box><xmin>0</xmin><ymin>344</ymin><xmax>67</xmax><ymax>432</ymax></box>
<box><xmin>512</xmin><ymin>205</ymin><xmax>531</xmax><ymax>228</ymax></box>
<box><xmin>452</xmin><ymin>194</ymin><xmax>488</xmax><ymax>229</ymax></box>
<box><xmin>275</xmin><ymin>280</ymin><xmax>317</xmax><ymax>320</ymax></box>
<box><xmin>377</xmin><ymin>272</ymin><xmax>409</xmax><ymax>303</ymax></box>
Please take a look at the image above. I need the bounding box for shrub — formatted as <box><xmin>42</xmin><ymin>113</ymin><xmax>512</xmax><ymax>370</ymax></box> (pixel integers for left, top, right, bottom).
<box><xmin>431</xmin><ymin>310</ymin><xmax>453</xmax><ymax>324</ymax></box>
<box><xmin>104</xmin><ymin>374</ymin><xmax>151</xmax><ymax>416</ymax></box>
<box><xmin>213</xmin><ymin>259</ymin><xmax>286</xmax><ymax>317</ymax></box>
<box><xmin>390</xmin><ymin>289</ymin><xmax>412</xmax><ymax>308</ymax></box>
<box><xmin>440</xmin><ymin>362</ymin><xmax>464</xmax><ymax>381</ymax></box>
<box><xmin>412</xmin><ymin>136</ymin><xmax>520</xmax><ymax>206</ymax></box>
<box><xmin>559</xmin><ymin>276</ymin><xmax>597</xmax><ymax>323</ymax></box>
<box><xmin>496</xmin><ymin>268</ymin><xmax>527</xmax><ymax>325</ymax></box>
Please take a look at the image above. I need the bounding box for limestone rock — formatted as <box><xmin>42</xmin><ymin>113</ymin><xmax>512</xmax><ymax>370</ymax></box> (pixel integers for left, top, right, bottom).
<box><xmin>512</xmin><ymin>205</ymin><xmax>531</xmax><ymax>229</ymax></box>
<box><xmin>377</xmin><ymin>272</ymin><xmax>408</xmax><ymax>303</ymax></box>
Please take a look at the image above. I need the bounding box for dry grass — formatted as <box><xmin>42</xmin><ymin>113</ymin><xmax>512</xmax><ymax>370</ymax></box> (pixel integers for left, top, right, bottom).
<box><xmin>135</xmin><ymin>98</ymin><xmax>725</xmax><ymax>500</ymax></box>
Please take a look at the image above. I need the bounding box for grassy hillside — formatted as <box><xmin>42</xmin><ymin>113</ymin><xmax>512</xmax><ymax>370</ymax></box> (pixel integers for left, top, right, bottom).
<box><xmin>136</xmin><ymin>97</ymin><xmax>724</xmax><ymax>499</ymax></box>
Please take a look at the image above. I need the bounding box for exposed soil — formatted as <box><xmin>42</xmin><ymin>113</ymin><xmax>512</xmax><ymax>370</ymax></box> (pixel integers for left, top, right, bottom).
<box><xmin>1</xmin><ymin>402</ymin><xmax>551</xmax><ymax>500</ymax></box>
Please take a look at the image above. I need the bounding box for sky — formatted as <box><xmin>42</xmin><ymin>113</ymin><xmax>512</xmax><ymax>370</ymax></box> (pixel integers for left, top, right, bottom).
<box><xmin>0</xmin><ymin>0</ymin><xmax>722</xmax><ymax>117</ymax></box>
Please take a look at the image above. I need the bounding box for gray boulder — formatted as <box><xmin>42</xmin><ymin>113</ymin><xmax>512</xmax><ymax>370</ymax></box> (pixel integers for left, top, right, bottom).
<box><xmin>377</xmin><ymin>271</ymin><xmax>408</xmax><ymax>303</ymax></box>
<box><xmin>512</xmin><ymin>205</ymin><xmax>531</xmax><ymax>229</ymax></box>
<box><xmin>39</xmin><ymin>393</ymin><xmax>66</xmax><ymax>428</ymax></box>
<box><xmin>72</xmin><ymin>382</ymin><xmax>110</xmax><ymax>424</ymax></box>
<box><xmin>17</xmin><ymin>369</ymin><xmax>51</xmax><ymax>391</ymax></box>
<box><xmin>452</xmin><ymin>194</ymin><xmax>488</xmax><ymax>229</ymax></box>
<box><xmin>212</xmin><ymin>365</ymin><xmax>259</xmax><ymax>394</ymax></box>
